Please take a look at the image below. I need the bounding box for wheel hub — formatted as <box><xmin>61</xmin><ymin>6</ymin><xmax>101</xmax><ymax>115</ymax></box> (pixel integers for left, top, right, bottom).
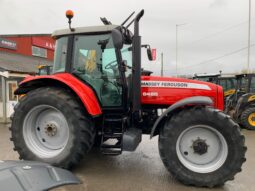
<box><xmin>44</xmin><ymin>123</ymin><xmax>57</xmax><ymax>137</ymax></box>
<box><xmin>248</xmin><ymin>113</ymin><xmax>255</xmax><ymax>126</ymax></box>
<box><xmin>176</xmin><ymin>125</ymin><xmax>228</xmax><ymax>173</ymax></box>
<box><xmin>23</xmin><ymin>105</ymin><xmax>70</xmax><ymax>158</ymax></box>
<box><xmin>192</xmin><ymin>138</ymin><xmax>208</xmax><ymax>155</ymax></box>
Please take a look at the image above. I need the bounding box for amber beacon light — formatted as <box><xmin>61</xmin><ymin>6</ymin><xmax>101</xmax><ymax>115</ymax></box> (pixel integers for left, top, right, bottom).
<box><xmin>66</xmin><ymin>10</ymin><xmax>75</xmax><ymax>31</ymax></box>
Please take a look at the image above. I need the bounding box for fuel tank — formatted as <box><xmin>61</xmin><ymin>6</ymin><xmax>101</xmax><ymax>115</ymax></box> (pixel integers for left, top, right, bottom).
<box><xmin>141</xmin><ymin>75</ymin><xmax>224</xmax><ymax>110</ymax></box>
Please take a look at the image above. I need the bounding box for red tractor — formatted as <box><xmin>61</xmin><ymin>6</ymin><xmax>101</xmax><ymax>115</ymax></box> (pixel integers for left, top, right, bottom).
<box><xmin>10</xmin><ymin>10</ymin><xmax>246</xmax><ymax>187</ymax></box>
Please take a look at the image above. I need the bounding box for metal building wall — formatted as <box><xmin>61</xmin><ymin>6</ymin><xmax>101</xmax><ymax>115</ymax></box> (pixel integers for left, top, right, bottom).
<box><xmin>0</xmin><ymin>35</ymin><xmax>55</xmax><ymax>60</ymax></box>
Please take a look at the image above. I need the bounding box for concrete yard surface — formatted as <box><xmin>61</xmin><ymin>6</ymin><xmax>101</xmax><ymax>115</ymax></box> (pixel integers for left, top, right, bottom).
<box><xmin>0</xmin><ymin>123</ymin><xmax>254</xmax><ymax>191</ymax></box>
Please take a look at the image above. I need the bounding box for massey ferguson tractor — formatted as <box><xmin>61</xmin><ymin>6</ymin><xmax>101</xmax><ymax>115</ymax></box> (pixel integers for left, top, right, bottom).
<box><xmin>10</xmin><ymin>10</ymin><xmax>246</xmax><ymax>187</ymax></box>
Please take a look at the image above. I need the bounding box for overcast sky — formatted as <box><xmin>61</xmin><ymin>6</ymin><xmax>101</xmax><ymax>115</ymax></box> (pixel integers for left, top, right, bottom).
<box><xmin>0</xmin><ymin>0</ymin><xmax>254</xmax><ymax>76</ymax></box>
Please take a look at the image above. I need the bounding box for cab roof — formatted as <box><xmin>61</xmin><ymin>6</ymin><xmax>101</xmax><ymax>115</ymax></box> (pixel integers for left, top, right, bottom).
<box><xmin>236</xmin><ymin>73</ymin><xmax>255</xmax><ymax>78</ymax></box>
<box><xmin>194</xmin><ymin>73</ymin><xmax>221</xmax><ymax>78</ymax></box>
<box><xmin>52</xmin><ymin>25</ymin><xmax>119</xmax><ymax>38</ymax></box>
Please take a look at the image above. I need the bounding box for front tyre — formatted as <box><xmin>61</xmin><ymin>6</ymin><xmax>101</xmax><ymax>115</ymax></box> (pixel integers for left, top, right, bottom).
<box><xmin>10</xmin><ymin>87</ymin><xmax>95</xmax><ymax>169</ymax></box>
<box><xmin>159</xmin><ymin>107</ymin><xmax>246</xmax><ymax>187</ymax></box>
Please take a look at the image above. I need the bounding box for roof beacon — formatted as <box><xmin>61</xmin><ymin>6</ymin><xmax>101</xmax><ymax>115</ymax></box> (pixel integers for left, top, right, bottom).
<box><xmin>66</xmin><ymin>10</ymin><xmax>75</xmax><ymax>32</ymax></box>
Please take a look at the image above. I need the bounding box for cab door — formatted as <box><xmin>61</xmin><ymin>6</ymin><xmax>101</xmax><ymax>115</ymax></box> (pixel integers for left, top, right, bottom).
<box><xmin>72</xmin><ymin>34</ymin><xmax>123</xmax><ymax>108</ymax></box>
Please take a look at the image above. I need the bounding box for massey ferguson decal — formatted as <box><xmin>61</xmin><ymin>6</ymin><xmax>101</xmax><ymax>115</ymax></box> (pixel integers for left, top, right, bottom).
<box><xmin>141</xmin><ymin>81</ymin><xmax>211</xmax><ymax>90</ymax></box>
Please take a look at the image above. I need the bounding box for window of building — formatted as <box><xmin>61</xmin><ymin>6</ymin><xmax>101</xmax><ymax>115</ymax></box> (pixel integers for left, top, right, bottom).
<box><xmin>32</xmin><ymin>46</ymin><xmax>47</xmax><ymax>58</ymax></box>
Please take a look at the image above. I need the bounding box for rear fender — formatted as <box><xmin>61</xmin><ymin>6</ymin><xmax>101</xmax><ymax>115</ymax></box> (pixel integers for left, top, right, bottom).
<box><xmin>15</xmin><ymin>73</ymin><xmax>102</xmax><ymax>116</ymax></box>
<box><xmin>150</xmin><ymin>96</ymin><xmax>213</xmax><ymax>138</ymax></box>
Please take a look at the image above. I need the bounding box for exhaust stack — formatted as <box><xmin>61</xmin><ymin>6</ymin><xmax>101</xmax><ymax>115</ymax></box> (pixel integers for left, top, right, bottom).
<box><xmin>132</xmin><ymin>10</ymin><xmax>144</xmax><ymax>120</ymax></box>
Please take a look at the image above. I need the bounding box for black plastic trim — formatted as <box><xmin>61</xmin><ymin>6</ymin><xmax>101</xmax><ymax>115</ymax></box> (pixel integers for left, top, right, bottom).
<box><xmin>150</xmin><ymin>96</ymin><xmax>213</xmax><ymax>138</ymax></box>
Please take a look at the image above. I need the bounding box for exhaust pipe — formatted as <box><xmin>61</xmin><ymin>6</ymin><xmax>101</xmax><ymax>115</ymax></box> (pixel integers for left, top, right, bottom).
<box><xmin>132</xmin><ymin>10</ymin><xmax>144</xmax><ymax>120</ymax></box>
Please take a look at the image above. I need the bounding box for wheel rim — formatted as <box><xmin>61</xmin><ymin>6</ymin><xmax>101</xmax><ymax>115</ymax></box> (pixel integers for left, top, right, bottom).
<box><xmin>176</xmin><ymin>125</ymin><xmax>228</xmax><ymax>173</ymax></box>
<box><xmin>23</xmin><ymin>105</ymin><xmax>70</xmax><ymax>158</ymax></box>
<box><xmin>248</xmin><ymin>113</ymin><xmax>255</xmax><ymax>126</ymax></box>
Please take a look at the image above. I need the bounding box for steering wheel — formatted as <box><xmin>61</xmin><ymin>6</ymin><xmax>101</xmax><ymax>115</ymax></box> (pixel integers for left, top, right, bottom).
<box><xmin>105</xmin><ymin>60</ymin><xmax>118</xmax><ymax>70</ymax></box>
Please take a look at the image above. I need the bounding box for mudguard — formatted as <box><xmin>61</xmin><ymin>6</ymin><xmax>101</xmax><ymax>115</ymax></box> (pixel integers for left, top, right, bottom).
<box><xmin>150</xmin><ymin>96</ymin><xmax>213</xmax><ymax>138</ymax></box>
<box><xmin>0</xmin><ymin>160</ymin><xmax>80</xmax><ymax>191</ymax></box>
<box><xmin>15</xmin><ymin>73</ymin><xmax>102</xmax><ymax>116</ymax></box>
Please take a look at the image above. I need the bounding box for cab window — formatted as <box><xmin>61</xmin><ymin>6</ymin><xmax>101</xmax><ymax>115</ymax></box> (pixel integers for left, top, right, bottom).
<box><xmin>53</xmin><ymin>37</ymin><xmax>68</xmax><ymax>73</ymax></box>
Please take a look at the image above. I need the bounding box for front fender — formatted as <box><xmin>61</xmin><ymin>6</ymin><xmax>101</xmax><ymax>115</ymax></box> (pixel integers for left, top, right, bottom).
<box><xmin>15</xmin><ymin>73</ymin><xmax>102</xmax><ymax>116</ymax></box>
<box><xmin>150</xmin><ymin>96</ymin><xmax>213</xmax><ymax>138</ymax></box>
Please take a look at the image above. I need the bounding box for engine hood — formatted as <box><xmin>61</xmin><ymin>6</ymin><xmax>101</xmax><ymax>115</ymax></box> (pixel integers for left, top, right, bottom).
<box><xmin>141</xmin><ymin>75</ymin><xmax>223</xmax><ymax>110</ymax></box>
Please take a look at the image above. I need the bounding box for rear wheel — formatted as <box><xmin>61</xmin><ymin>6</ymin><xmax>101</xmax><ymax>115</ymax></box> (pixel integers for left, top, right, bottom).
<box><xmin>240</xmin><ymin>107</ymin><xmax>255</xmax><ymax>130</ymax></box>
<box><xmin>10</xmin><ymin>87</ymin><xmax>95</xmax><ymax>169</ymax></box>
<box><xmin>159</xmin><ymin>107</ymin><xmax>246</xmax><ymax>187</ymax></box>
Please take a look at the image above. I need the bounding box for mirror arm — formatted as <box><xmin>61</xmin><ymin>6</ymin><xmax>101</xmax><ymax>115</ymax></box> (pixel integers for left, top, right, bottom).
<box><xmin>141</xmin><ymin>44</ymin><xmax>150</xmax><ymax>49</ymax></box>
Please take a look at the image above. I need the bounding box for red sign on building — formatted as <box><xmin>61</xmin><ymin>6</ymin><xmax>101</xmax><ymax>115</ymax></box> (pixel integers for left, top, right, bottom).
<box><xmin>151</xmin><ymin>48</ymin><xmax>156</xmax><ymax>61</ymax></box>
<box><xmin>32</xmin><ymin>37</ymin><xmax>55</xmax><ymax>50</ymax></box>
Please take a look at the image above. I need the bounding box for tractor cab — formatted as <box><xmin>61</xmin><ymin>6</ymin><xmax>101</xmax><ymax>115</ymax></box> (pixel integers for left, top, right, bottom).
<box><xmin>51</xmin><ymin>10</ymin><xmax>151</xmax><ymax>114</ymax></box>
<box><xmin>53</xmin><ymin>26</ymin><xmax>129</xmax><ymax>108</ymax></box>
<box><xmin>218</xmin><ymin>75</ymin><xmax>236</xmax><ymax>99</ymax></box>
<box><xmin>235</xmin><ymin>73</ymin><xmax>255</xmax><ymax>93</ymax></box>
<box><xmin>193</xmin><ymin>73</ymin><xmax>220</xmax><ymax>83</ymax></box>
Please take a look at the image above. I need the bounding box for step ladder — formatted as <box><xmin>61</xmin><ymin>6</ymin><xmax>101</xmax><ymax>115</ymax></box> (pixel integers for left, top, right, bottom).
<box><xmin>100</xmin><ymin>116</ymin><xmax>126</xmax><ymax>155</ymax></box>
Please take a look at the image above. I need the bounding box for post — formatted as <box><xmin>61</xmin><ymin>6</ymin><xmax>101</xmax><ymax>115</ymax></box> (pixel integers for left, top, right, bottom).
<box><xmin>2</xmin><ymin>77</ymin><xmax>7</xmax><ymax>123</ymax></box>
<box><xmin>176</xmin><ymin>23</ymin><xmax>187</xmax><ymax>77</ymax></box>
<box><xmin>176</xmin><ymin>25</ymin><xmax>178</xmax><ymax>77</ymax></box>
<box><xmin>161</xmin><ymin>52</ymin><xmax>164</xmax><ymax>77</ymax></box>
<box><xmin>247</xmin><ymin>0</ymin><xmax>251</xmax><ymax>73</ymax></box>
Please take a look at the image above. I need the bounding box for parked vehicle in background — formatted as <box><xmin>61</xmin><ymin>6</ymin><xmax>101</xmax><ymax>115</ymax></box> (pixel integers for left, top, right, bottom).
<box><xmin>193</xmin><ymin>73</ymin><xmax>220</xmax><ymax>83</ymax></box>
<box><xmin>193</xmin><ymin>73</ymin><xmax>237</xmax><ymax>102</ymax></box>
<box><xmin>226</xmin><ymin>73</ymin><xmax>255</xmax><ymax>130</ymax></box>
<box><xmin>37</xmin><ymin>65</ymin><xmax>52</xmax><ymax>75</ymax></box>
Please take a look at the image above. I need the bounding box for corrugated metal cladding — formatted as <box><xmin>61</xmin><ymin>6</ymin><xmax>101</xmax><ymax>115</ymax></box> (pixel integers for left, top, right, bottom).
<box><xmin>0</xmin><ymin>35</ymin><xmax>55</xmax><ymax>60</ymax></box>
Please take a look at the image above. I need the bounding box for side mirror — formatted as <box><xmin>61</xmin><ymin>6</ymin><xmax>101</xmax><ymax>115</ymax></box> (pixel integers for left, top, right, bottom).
<box><xmin>112</xmin><ymin>29</ymin><xmax>123</xmax><ymax>49</ymax></box>
<box><xmin>142</xmin><ymin>44</ymin><xmax>155</xmax><ymax>61</ymax></box>
<box><xmin>147</xmin><ymin>47</ymin><xmax>153</xmax><ymax>61</ymax></box>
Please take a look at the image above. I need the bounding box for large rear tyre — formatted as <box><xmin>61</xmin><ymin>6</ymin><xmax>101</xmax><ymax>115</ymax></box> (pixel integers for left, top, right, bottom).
<box><xmin>10</xmin><ymin>87</ymin><xmax>95</xmax><ymax>169</ymax></box>
<box><xmin>159</xmin><ymin>107</ymin><xmax>246</xmax><ymax>187</ymax></box>
<box><xmin>240</xmin><ymin>107</ymin><xmax>255</xmax><ymax>130</ymax></box>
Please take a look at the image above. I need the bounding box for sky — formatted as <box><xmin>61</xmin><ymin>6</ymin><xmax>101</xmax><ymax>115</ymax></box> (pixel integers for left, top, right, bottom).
<box><xmin>0</xmin><ymin>0</ymin><xmax>254</xmax><ymax>77</ymax></box>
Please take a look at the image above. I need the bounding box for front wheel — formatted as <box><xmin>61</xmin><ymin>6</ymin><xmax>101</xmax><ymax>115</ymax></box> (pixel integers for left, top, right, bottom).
<box><xmin>159</xmin><ymin>107</ymin><xmax>246</xmax><ymax>187</ymax></box>
<box><xmin>240</xmin><ymin>107</ymin><xmax>255</xmax><ymax>130</ymax></box>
